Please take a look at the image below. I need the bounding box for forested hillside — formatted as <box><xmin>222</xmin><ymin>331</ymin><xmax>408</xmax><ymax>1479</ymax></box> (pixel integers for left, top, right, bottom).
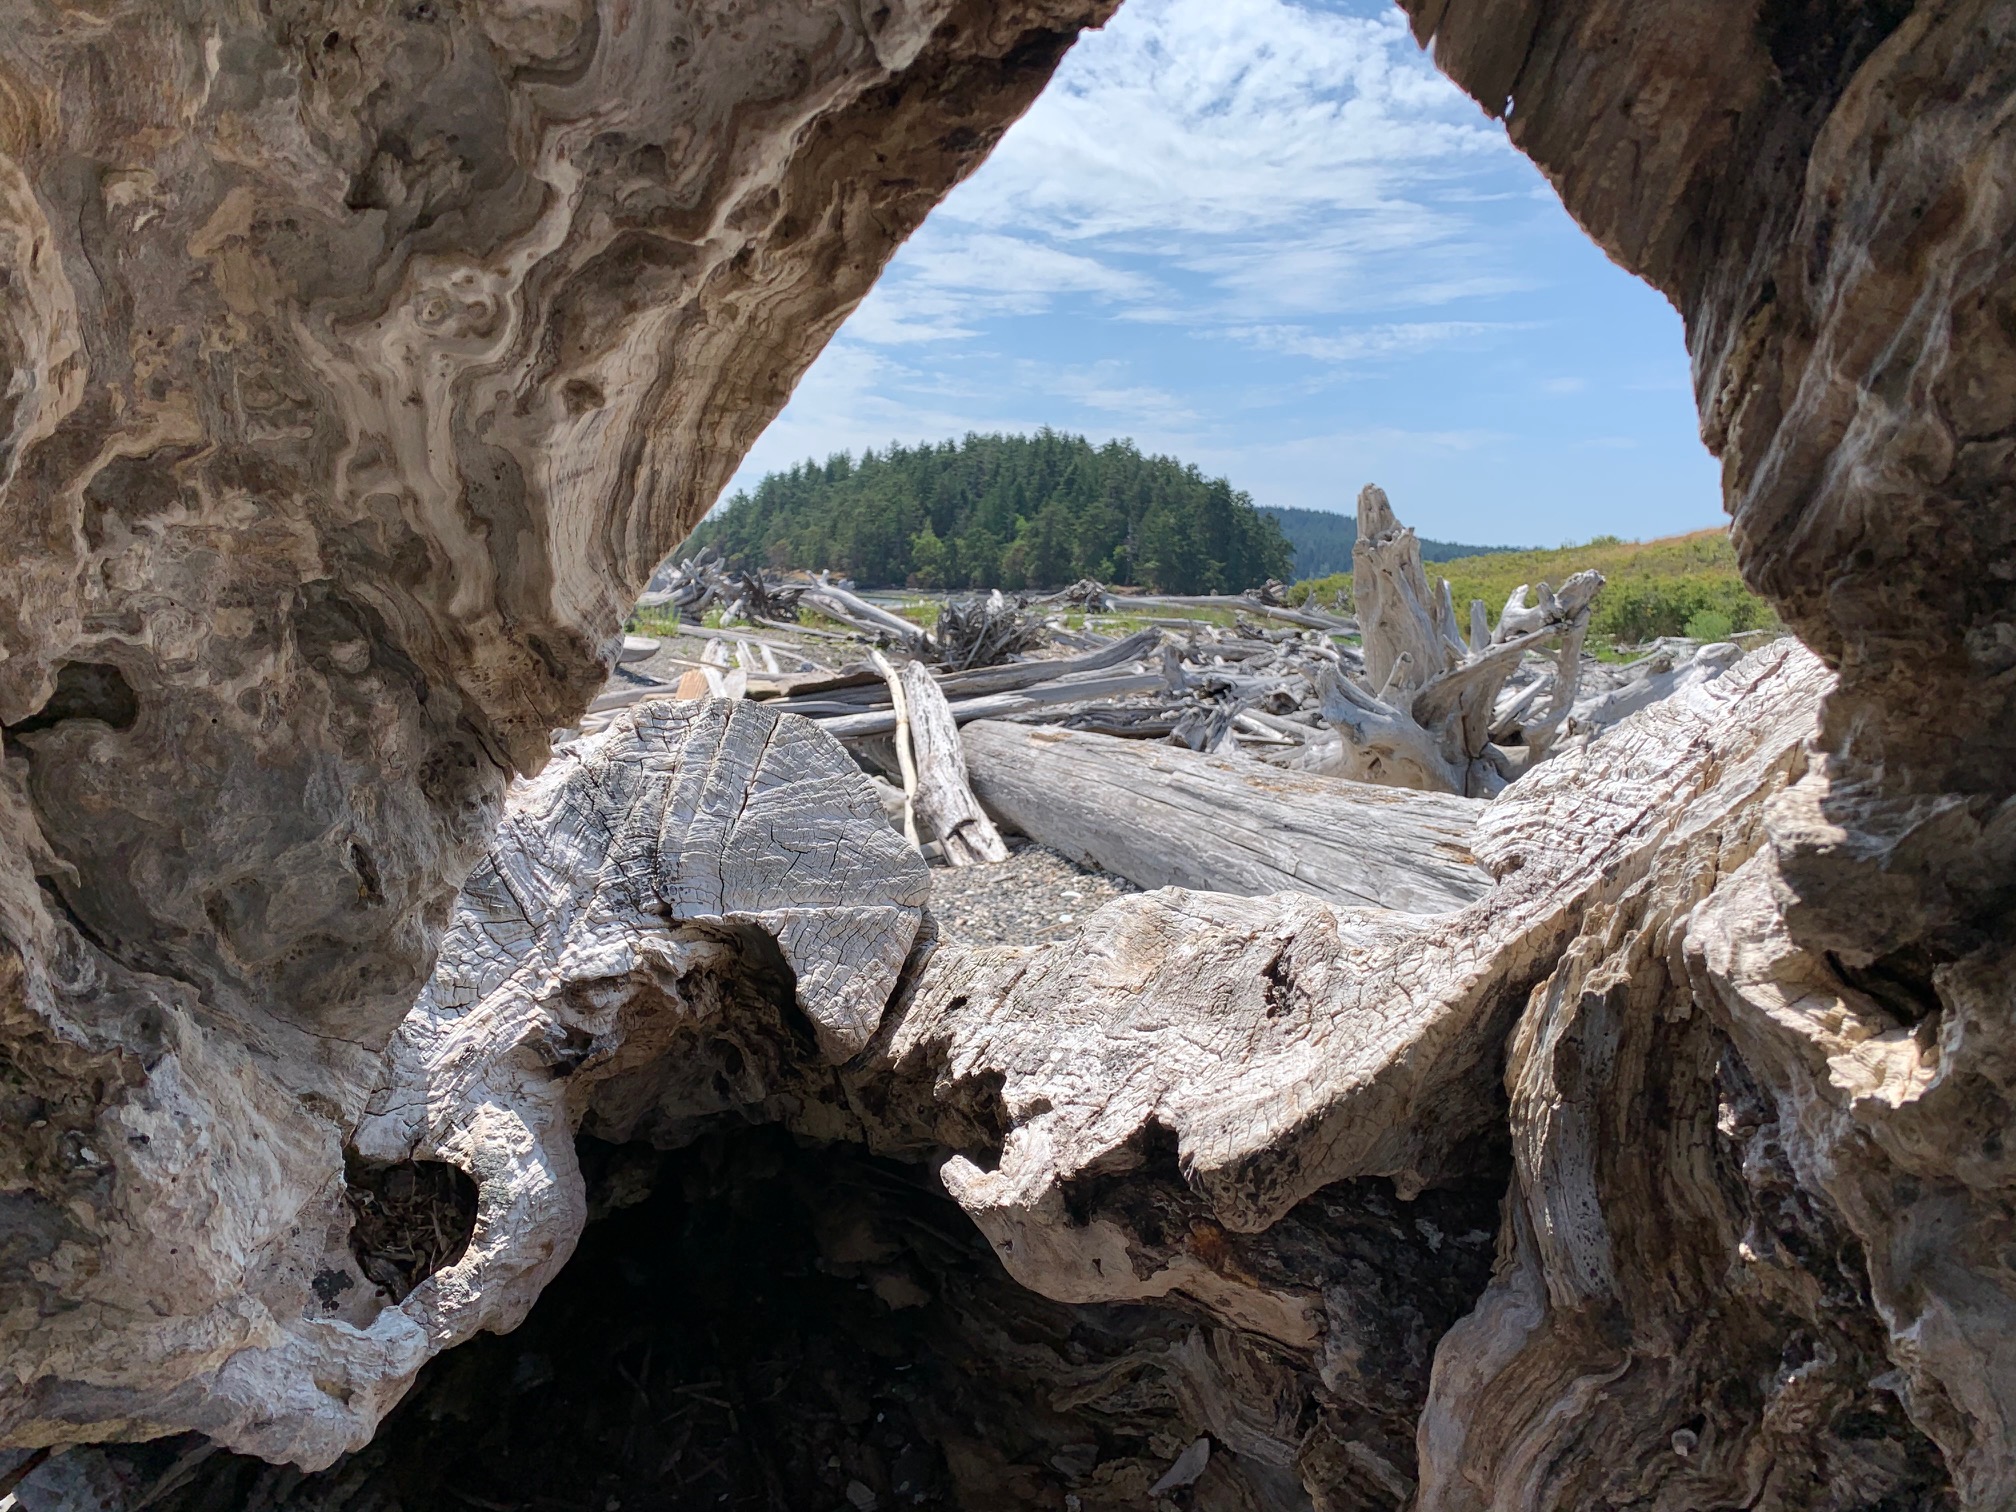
<box><xmin>688</xmin><ymin>431</ymin><xmax>1293</xmax><ymax>593</ymax></box>
<box><xmin>1261</xmin><ymin>504</ymin><xmax>1516</xmax><ymax>579</ymax></box>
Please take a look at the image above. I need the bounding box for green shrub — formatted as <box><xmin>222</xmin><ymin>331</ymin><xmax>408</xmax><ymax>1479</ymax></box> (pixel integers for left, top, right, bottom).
<box><xmin>1285</xmin><ymin>572</ymin><xmax>1353</xmax><ymax>614</ymax></box>
<box><xmin>1684</xmin><ymin>608</ymin><xmax>1736</xmax><ymax>642</ymax></box>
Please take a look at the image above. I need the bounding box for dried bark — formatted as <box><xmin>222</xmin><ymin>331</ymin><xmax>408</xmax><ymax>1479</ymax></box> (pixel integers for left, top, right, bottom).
<box><xmin>896</xmin><ymin>662</ymin><xmax>1010</xmax><ymax>867</ymax></box>
<box><xmin>5</xmin><ymin>0</ymin><xmax>2016</xmax><ymax>1507</ymax></box>
<box><xmin>1392</xmin><ymin>3</ymin><xmax>2016</xmax><ymax>1504</ymax></box>
<box><xmin>4</xmin><ymin>699</ymin><xmax>927</xmax><ymax>1467</ymax></box>
<box><xmin>29</xmin><ymin>647</ymin><xmax>1830</xmax><ymax>1507</ymax></box>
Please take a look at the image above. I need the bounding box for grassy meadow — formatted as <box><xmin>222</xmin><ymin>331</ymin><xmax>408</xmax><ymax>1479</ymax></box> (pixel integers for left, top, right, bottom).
<box><xmin>1288</xmin><ymin>528</ymin><xmax>1775</xmax><ymax>647</ymax></box>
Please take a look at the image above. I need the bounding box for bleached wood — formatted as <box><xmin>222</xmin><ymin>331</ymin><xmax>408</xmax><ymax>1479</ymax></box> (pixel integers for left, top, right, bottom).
<box><xmin>879</xmin><ymin>643</ymin><xmax>1833</xmax><ymax>1321</ymax></box>
<box><xmin>960</xmin><ymin>719</ymin><xmax>1488</xmax><ymax>911</ymax></box>
<box><xmin>69</xmin><ymin>649</ymin><xmax>1828</xmax><ymax>1477</ymax></box>
<box><xmin>1569</xmin><ymin>638</ymin><xmax>1744</xmax><ymax>734</ymax></box>
<box><xmin>898</xmin><ymin>663</ymin><xmax>1009</xmax><ymax>865</ymax></box>
<box><xmin>1314</xmin><ymin>485</ymin><xmax>1604</xmax><ymax>796</ymax></box>
<box><xmin>335</xmin><ymin>700</ymin><xmax>929</xmax><ymax>1459</ymax></box>
<box><xmin>815</xmin><ymin>670</ymin><xmax>1168</xmax><ymax>738</ymax></box>
<box><xmin>1117</xmin><ymin>594</ymin><xmax>1357</xmax><ymax>632</ymax></box>
<box><xmin>803</xmin><ymin>579</ymin><xmax>931</xmax><ymax>648</ymax></box>
<box><xmin>872</xmin><ymin>651</ymin><xmax>924</xmax><ymax>852</ymax></box>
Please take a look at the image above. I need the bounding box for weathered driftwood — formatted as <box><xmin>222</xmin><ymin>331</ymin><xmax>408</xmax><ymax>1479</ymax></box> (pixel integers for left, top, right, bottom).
<box><xmin>744</xmin><ymin>628</ymin><xmax>1165</xmax><ymax>723</ymax></box>
<box><xmin>0</xmin><ymin>0</ymin><xmax>1119</xmax><ymax>1470</ymax></box>
<box><xmin>959</xmin><ymin>719</ymin><xmax>1489</xmax><ymax>911</ymax></box>
<box><xmin>934</xmin><ymin>590</ymin><xmax>1050</xmax><ymax>671</ymax></box>
<box><xmin>11</xmin><ymin>0</ymin><xmax>2016</xmax><ymax>1505</ymax></box>
<box><xmin>1298</xmin><ymin>486</ymin><xmax>1601</xmax><ymax>797</ymax></box>
<box><xmin>102</xmin><ymin>702</ymin><xmax>927</xmax><ymax>1468</ymax></box>
<box><xmin>635</xmin><ymin>550</ymin><xmax>805</xmax><ymax>626</ymax></box>
<box><xmin>860</xmin><ymin>644</ymin><xmax>1834</xmax><ymax>1320</ymax></box>
<box><xmin>1117</xmin><ymin>591</ymin><xmax>1357</xmax><ymax>633</ymax></box>
<box><xmin>871</xmin><ymin>651</ymin><xmax>924</xmax><ymax>851</ymax></box>
<box><xmin>896</xmin><ymin>663</ymin><xmax>1010</xmax><ymax>866</ymax></box>
<box><xmin>801</xmin><ymin>577</ymin><xmax>932</xmax><ymax>651</ymax></box>
<box><xmin>1568</xmin><ymin>636</ymin><xmax>1744</xmax><ymax>734</ymax></box>
<box><xmin>816</xmin><ymin>670</ymin><xmax>1169</xmax><ymax>739</ymax></box>
<box><xmin>67</xmin><ymin>648</ymin><xmax>1825</xmax><ymax>1501</ymax></box>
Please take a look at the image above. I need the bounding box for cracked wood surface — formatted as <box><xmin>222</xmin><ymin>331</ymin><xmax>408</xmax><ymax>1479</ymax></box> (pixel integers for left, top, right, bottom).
<box><xmin>959</xmin><ymin>717</ymin><xmax>1490</xmax><ymax>912</ymax></box>
<box><xmin>874</xmin><ymin>645</ymin><xmax>1834</xmax><ymax>1328</ymax></box>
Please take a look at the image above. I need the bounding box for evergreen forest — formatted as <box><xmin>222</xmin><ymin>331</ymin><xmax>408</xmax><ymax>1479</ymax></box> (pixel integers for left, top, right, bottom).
<box><xmin>686</xmin><ymin>431</ymin><xmax>1295</xmax><ymax>593</ymax></box>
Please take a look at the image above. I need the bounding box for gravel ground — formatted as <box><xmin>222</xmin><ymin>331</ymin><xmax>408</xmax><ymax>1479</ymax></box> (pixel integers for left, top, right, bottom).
<box><xmin>926</xmin><ymin>836</ymin><xmax>1139</xmax><ymax>948</ymax></box>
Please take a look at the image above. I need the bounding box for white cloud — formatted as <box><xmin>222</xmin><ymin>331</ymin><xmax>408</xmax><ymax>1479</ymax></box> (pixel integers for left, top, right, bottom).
<box><xmin>847</xmin><ymin>232</ymin><xmax>1162</xmax><ymax>344</ymax></box>
<box><xmin>941</xmin><ymin>0</ymin><xmax>1502</xmax><ymax>241</ymax></box>
<box><xmin>1223</xmin><ymin>320</ymin><xmax>1527</xmax><ymax>364</ymax></box>
<box><xmin>849</xmin><ymin>0</ymin><xmax>1517</xmax><ymax>341</ymax></box>
<box><xmin>1035</xmin><ymin>361</ymin><xmax>1201</xmax><ymax>426</ymax></box>
<box><xmin>708</xmin><ymin>0</ymin><xmax>1722</xmax><ymax>546</ymax></box>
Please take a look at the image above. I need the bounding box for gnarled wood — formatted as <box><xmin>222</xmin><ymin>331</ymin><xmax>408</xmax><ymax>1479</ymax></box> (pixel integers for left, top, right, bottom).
<box><xmin>1306</xmin><ymin>486</ymin><xmax>1601</xmax><ymax>797</ymax></box>
<box><xmin>882</xmin><ymin>645</ymin><xmax>1833</xmax><ymax>1325</ymax></box>
<box><xmin>0</xmin><ymin>0</ymin><xmax>1113</xmax><ymax>1465</ymax></box>
<box><xmin>6</xmin><ymin>699</ymin><xmax>926</xmax><ymax>1469</ymax></box>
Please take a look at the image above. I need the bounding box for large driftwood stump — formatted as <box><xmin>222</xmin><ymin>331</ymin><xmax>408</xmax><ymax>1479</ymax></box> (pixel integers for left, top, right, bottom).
<box><xmin>881</xmin><ymin>646</ymin><xmax>1834</xmax><ymax>1305</ymax></box>
<box><xmin>6</xmin><ymin>0</ymin><xmax>2016</xmax><ymax>1506</ymax></box>
<box><xmin>0</xmin><ymin>0</ymin><xmax>1114</xmax><ymax>1467</ymax></box>
<box><xmin>1304</xmin><ymin>485</ymin><xmax>1600</xmax><ymax>797</ymax></box>
<box><xmin>57</xmin><ymin>647</ymin><xmax>1834</xmax><ymax>1508</ymax></box>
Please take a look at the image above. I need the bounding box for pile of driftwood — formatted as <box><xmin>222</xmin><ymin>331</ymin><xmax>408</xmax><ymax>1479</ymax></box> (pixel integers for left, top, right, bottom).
<box><xmin>589</xmin><ymin>486</ymin><xmax>1763</xmax><ymax>899</ymax></box>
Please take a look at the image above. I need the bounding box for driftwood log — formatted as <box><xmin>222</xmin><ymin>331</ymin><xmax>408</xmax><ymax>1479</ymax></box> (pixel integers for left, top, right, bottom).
<box><xmin>0</xmin><ymin>0</ymin><xmax>1117</xmax><ymax>1469</ymax></box>
<box><xmin>49</xmin><ymin>645</ymin><xmax>1838</xmax><ymax>1510</ymax></box>
<box><xmin>815</xmin><ymin>668</ymin><xmax>1170</xmax><ymax>739</ymax></box>
<box><xmin>801</xmin><ymin>577</ymin><xmax>933</xmax><ymax>652</ymax></box>
<box><xmin>959</xmin><ymin>719</ymin><xmax>1489</xmax><ymax>912</ymax></box>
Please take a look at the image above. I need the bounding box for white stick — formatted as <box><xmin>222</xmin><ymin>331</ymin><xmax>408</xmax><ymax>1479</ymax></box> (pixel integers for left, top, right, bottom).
<box><xmin>871</xmin><ymin>650</ymin><xmax>922</xmax><ymax>853</ymax></box>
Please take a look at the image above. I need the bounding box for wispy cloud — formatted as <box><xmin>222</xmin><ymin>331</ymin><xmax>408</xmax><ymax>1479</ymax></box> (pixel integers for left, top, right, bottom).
<box><xmin>1034</xmin><ymin>361</ymin><xmax>1202</xmax><ymax>426</ymax></box>
<box><xmin>719</xmin><ymin>0</ymin><xmax>1722</xmax><ymax>546</ymax></box>
<box><xmin>851</xmin><ymin>0</ymin><xmax>1515</xmax><ymax>342</ymax></box>
<box><xmin>1223</xmin><ymin>320</ymin><xmax>1528</xmax><ymax>364</ymax></box>
<box><xmin>941</xmin><ymin>0</ymin><xmax>1502</xmax><ymax>242</ymax></box>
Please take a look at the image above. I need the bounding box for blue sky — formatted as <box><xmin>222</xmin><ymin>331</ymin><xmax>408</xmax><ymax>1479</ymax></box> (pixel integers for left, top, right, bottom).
<box><xmin>719</xmin><ymin>0</ymin><xmax>1725</xmax><ymax>549</ymax></box>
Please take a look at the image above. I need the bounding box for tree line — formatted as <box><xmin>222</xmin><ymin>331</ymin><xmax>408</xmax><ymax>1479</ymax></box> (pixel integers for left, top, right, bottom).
<box><xmin>685</xmin><ymin>430</ymin><xmax>1296</xmax><ymax>594</ymax></box>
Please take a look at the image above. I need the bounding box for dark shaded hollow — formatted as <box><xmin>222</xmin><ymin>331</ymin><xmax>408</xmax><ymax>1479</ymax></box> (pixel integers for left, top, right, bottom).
<box><xmin>113</xmin><ymin>1124</ymin><xmax>1507</xmax><ymax>1512</ymax></box>
<box><xmin>137</xmin><ymin>1127</ymin><xmax>1214</xmax><ymax>1511</ymax></box>
<box><xmin>342</xmin><ymin>1155</ymin><xmax>481</xmax><ymax>1304</ymax></box>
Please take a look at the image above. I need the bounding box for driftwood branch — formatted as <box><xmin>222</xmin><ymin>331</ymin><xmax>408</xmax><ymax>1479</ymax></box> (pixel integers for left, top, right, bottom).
<box><xmin>897</xmin><ymin>663</ymin><xmax>1009</xmax><ymax>866</ymax></box>
<box><xmin>803</xmin><ymin>577</ymin><xmax>932</xmax><ymax>651</ymax></box>
<box><xmin>872</xmin><ymin>651</ymin><xmax>924</xmax><ymax>853</ymax></box>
